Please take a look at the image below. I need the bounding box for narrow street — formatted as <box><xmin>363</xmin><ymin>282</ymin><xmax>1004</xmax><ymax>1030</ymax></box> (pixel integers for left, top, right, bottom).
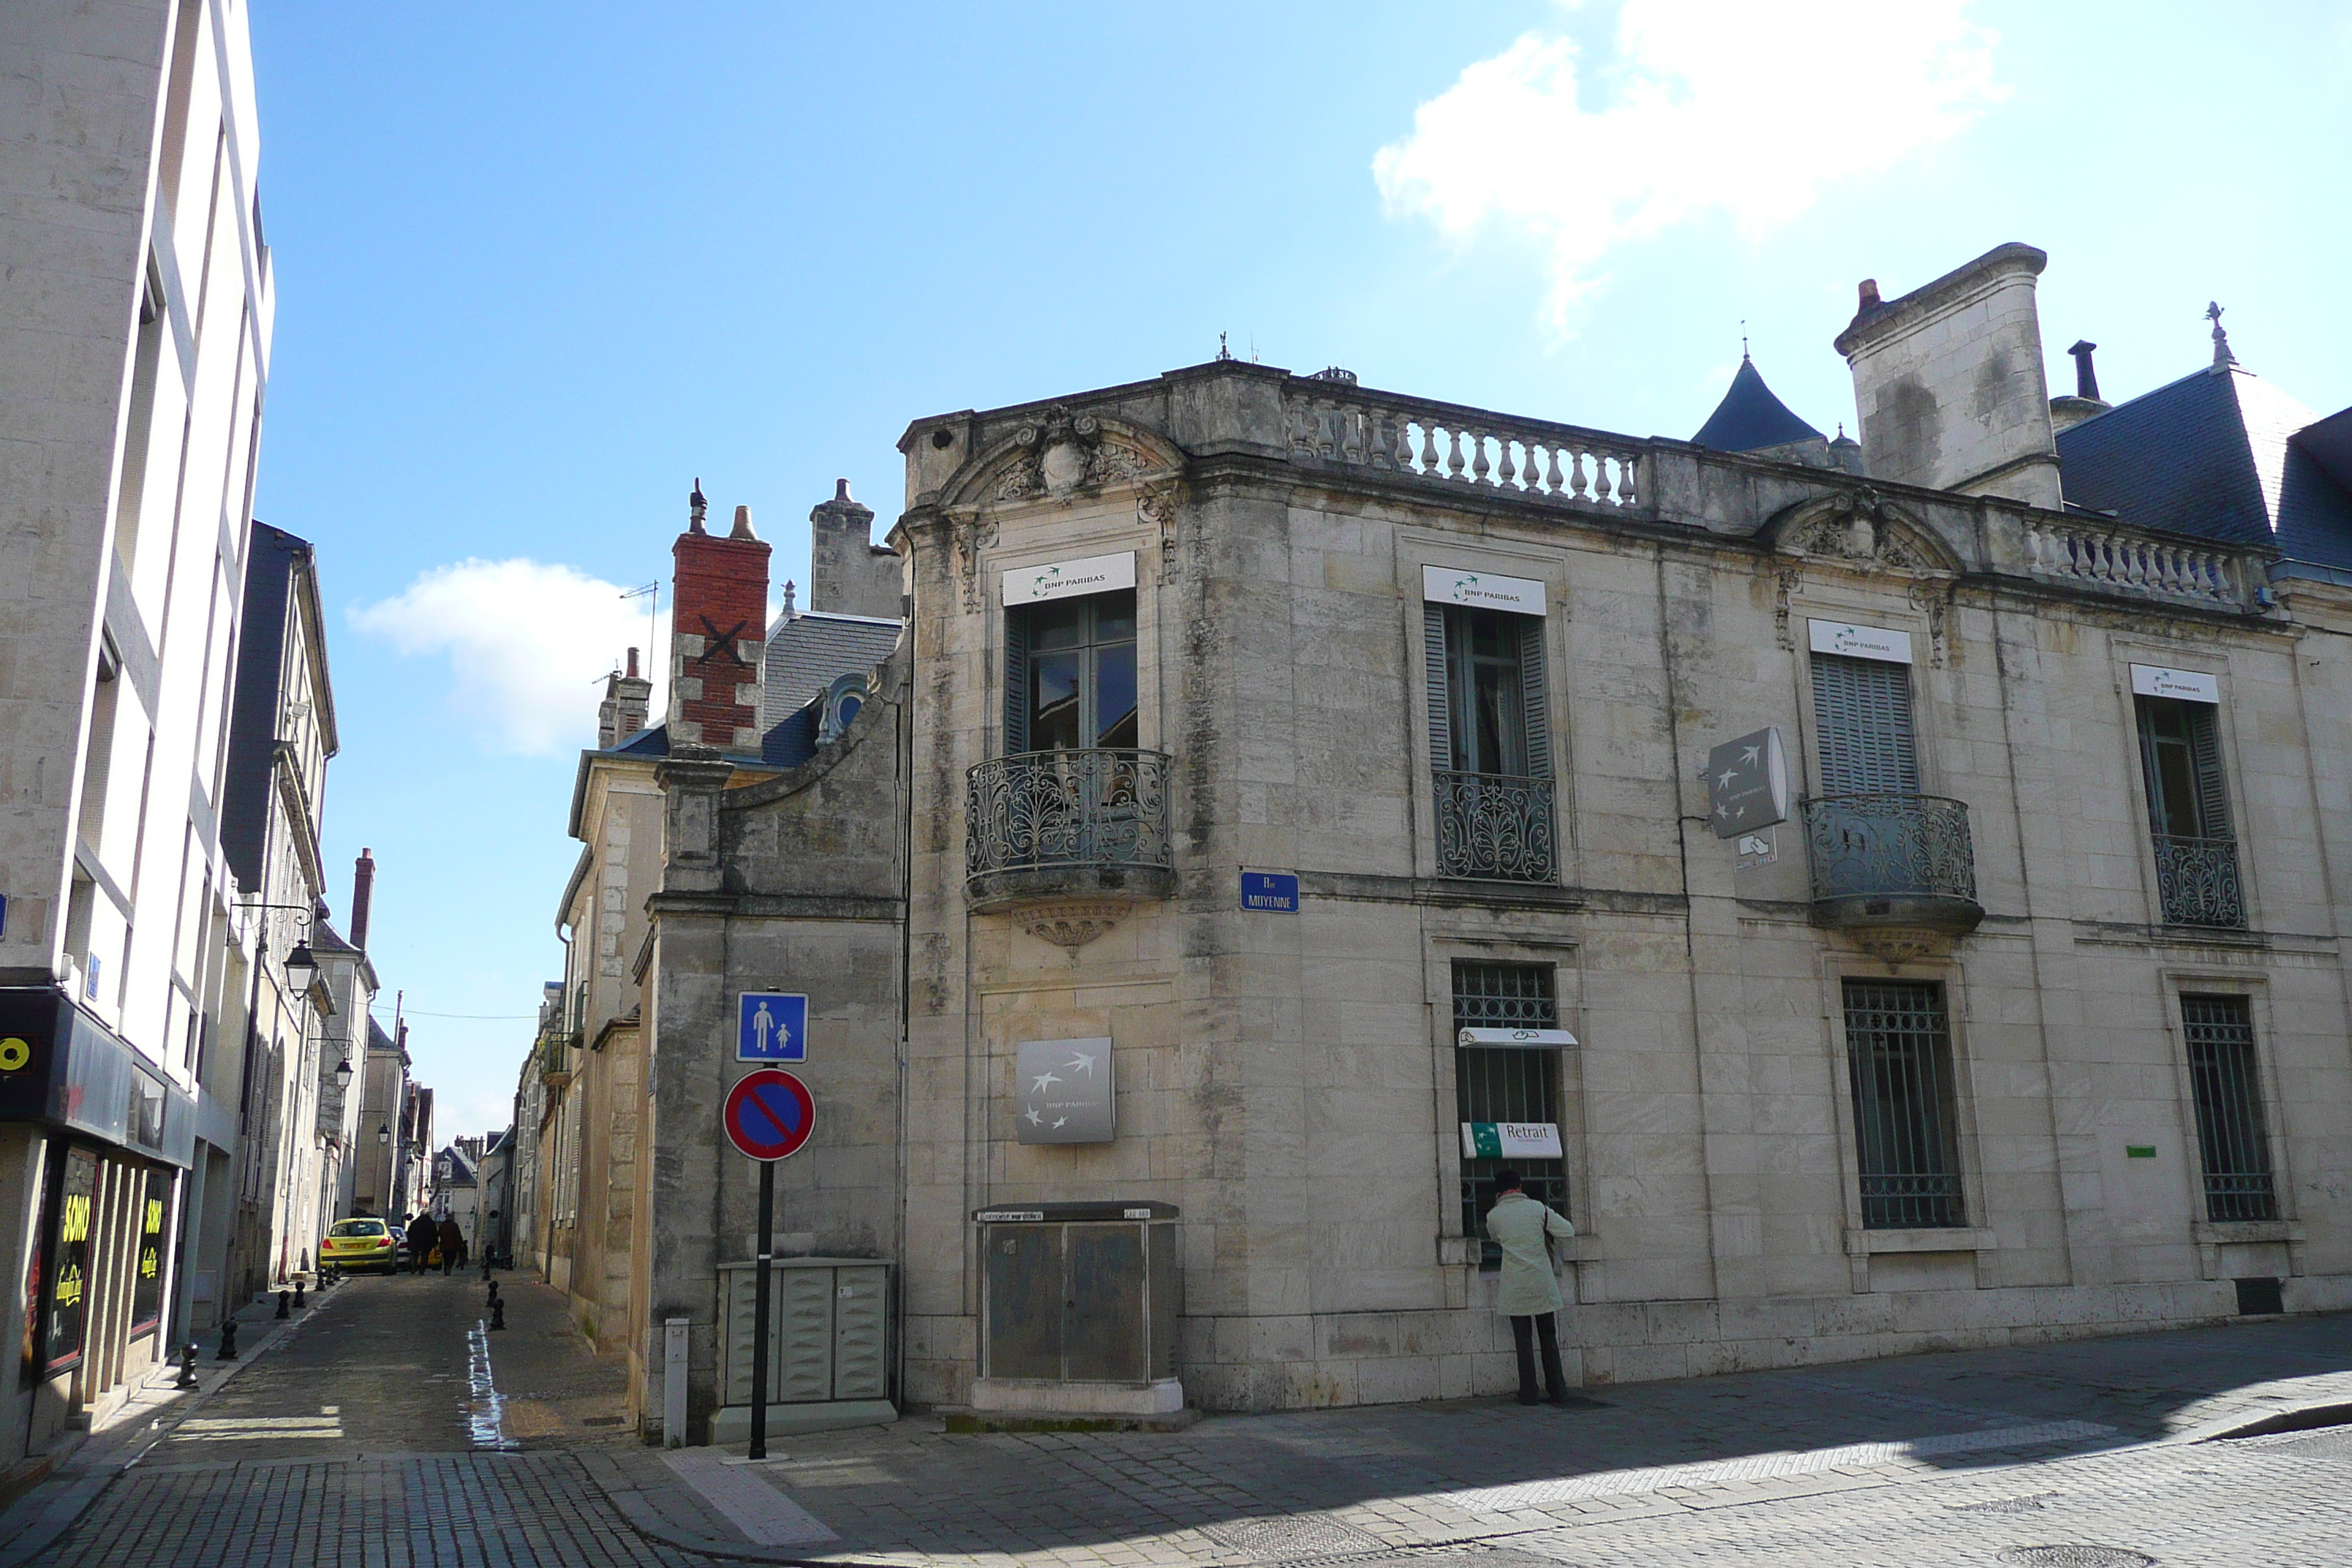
<box><xmin>12</xmin><ymin>1286</ymin><xmax>2352</xmax><ymax>1568</ymax></box>
<box><xmin>16</xmin><ymin>1273</ymin><xmax>715</xmax><ymax>1568</ymax></box>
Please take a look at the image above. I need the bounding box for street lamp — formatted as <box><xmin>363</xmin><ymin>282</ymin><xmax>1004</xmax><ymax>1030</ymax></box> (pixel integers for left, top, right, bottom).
<box><xmin>284</xmin><ymin>942</ymin><xmax>320</xmax><ymax>995</ymax></box>
<box><xmin>377</xmin><ymin>1124</ymin><xmax>392</xmax><ymax>1145</ymax></box>
<box><xmin>334</xmin><ymin>1056</ymin><xmax>354</xmax><ymax>1090</ymax></box>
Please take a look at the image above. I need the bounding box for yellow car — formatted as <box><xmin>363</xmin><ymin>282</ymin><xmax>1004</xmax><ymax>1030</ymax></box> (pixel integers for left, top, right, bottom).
<box><xmin>322</xmin><ymin>1218</ymin><xmax>399</xmax><ymax>1273</ymax></box>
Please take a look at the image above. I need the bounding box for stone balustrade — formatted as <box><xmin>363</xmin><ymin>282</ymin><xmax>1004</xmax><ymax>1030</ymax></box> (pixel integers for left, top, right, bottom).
<box><xmin>2024</xmin><ymin>519</ymin><xmax>2251</xmax><ymax>609</ymax></box>
<box><xmin>1283</xmin><ymin>385</ymin><xmax>1648</xmax><ymax>512</ymax></box>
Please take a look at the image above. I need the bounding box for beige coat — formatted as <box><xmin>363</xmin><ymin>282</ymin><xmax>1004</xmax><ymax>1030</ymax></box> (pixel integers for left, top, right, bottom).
<box><xmin>1485</xmin><ymin>1191</ymin><xmax>1575</xmax><ymax>1315</ymax></box>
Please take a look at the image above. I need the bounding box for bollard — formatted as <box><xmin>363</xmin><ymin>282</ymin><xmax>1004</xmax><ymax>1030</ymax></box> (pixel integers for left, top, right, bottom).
<box><xmin>293</xmin><ymin>1280</ymin><xmax>306</xmax><ymax>1309</ymax></box>
<box><xmin>489</xmin><ymin>1297</ymin><xmax>506</xmax><ymax>1331</ymax></box>
<box><xmin>275</xmin><ymin>1290</ymin><xmax>290</xmax><ymax>1320</ymax></box>
<box><xmin>216</xmin><ymin>1317</ymin><xmax>239</xmax><ymax>1360</ymax></box>
<box><xmin>176</xmin><ymin>1341</ymin><xmax>200</xmax><ymax>1390</ymax></box>
<box><xmin>485</xmin><ymin>1279</ymin><xmax>500</xmax><ymax>1308</ymax></box>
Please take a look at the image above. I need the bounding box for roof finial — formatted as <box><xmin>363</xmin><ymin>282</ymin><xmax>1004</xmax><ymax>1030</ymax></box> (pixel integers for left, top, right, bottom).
<box><xmin>2207</xmin><ymin>301</ymin><xmax>2236</xmax><ymax>370</ymax></box>
<box><xmin>1741</xmin><ymin>319</ymin><xmax>1749</xmax><ymax>361</ymax></box>
<box><xmin>1216</xmin><ymin>331</ymin><xmax>1232</xmax><ymax>362</ymax></box>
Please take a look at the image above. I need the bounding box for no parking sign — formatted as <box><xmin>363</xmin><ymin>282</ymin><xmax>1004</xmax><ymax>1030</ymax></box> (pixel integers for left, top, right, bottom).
<box><xmin>723</xmin><ymin>1069</ymin><xmax>815</xmax><ymax>1162</ymax></box>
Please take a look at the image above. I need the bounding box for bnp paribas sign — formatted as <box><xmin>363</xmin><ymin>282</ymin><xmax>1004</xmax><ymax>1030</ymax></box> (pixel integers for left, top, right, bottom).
<box><xmin>1421</xmin><ymin>565</ymin><xmax>1547</xmax><ymax>616</ymax></box>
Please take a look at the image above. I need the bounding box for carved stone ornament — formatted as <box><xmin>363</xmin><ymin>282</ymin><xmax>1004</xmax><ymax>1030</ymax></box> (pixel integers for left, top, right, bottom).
<box><xmin>1779</xmin><ymin>491</ymin><xmax>1950</xmax><ymax>576</ymax></box>
<box><xmin>1847</xmin><ymin>927</ymin><xmax>1952</xmax><ymax>968</ymax></box>
<box><xmin>954</xmin><ymin>514</ymin><xmax>998</xmax><ymax>611</ymax></box>
<box><xmin>1019</xmin><ymin>900</ymin><xmax>1131</xmax><ymax>949</ymax></box>
<box><xmin>993</xmin><ymin>406</ymin><xmax>1158</xmax><ymax>503</ymax></box>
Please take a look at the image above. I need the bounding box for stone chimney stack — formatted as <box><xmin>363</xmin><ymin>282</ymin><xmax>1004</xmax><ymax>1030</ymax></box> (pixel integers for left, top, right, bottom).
<box><xmin>350</xmin><ymin>848</ymin><xmax>376</xmax><ymax>951</ymax></box>
<box><xmin>597</xmin><ymin>646</ymin><xmax>654</xmax><ymax>749</ymax></box>
<box><xmin>808</xmin><ymin>479</ymin><xmax>903</xmax><ymax>619</ymax></box>
<box><xmin>667</xmin><ymin>483</ymin><xmax>770</xmax><ymax>753</ymax></box>
<box><xmin>1833</xmin><ymin>243</ymin><xmax>2064</xmax><ymax>510</ymax></box>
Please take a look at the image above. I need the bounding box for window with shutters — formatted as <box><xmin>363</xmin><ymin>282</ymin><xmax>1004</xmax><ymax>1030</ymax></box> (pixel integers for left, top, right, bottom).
<box><xmin>2136</xmin><ymin>697</ymin><xmax>2244</xmax><ymax>927</ymax></box>
<box><xmin>1811</xmin><ymin>655</ymin><xmax>1919</xmax><ymax>796</ymax></box>
<box><xmin>1453</xmin><ymin>962</ymin><xmax>1567</xmax><ymax>1266</ymax></box>
<box><xmin>1842</xmin><ymin>979</ymin><xmax>1965</xmax><ymax>1228</ymax></box>
<box><xmin>2179</xmin><ymin>995</ymin><xmax>2277</xmax><ymax>1221</ymax></box>
<box><xmin>1004</xmin><ymin>590</ymin><xmax>1137</xmax><ymax>754</ymax></box>
<box><xmin>1425</xmin><ymin>605</ymin><xmax>1556</xmax><ymax>882</ymax></box>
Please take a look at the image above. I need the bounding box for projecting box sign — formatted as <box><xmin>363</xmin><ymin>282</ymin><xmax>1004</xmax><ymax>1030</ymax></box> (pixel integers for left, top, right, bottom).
<box><xmin>1462</xmin><ymin>1121</ymin><xmax>1564</xmax><ymax>1159</ymax></box>
<box><xmin>2130</xmin><ymin>663</ymin><xmax>2220</xmax><ymax>704</ymax></box>
<box><xmin>1003</xmin><ymin>551</ymin><xmax>1136</xmax><ymax>606</ymax></box>
<box><xmin>1458</xmin><ymin>1027</ymin><xmax>1579</xmax><ymax>1048</ymax></box>
<box><xmin>1422</xmin><ymin>565</ymin><xmax>1547</xmax><ymax>616</ymax></box>
<box><xmin>1808</xmin><ymin>619</ymin><xmax>1912</xmax><ymax>665</ymax></box>
<box><xmin>1705</xmin><ymin>725</ymin><xmax>1790</xmax><ymax>840</ymax></box>
<box><xmin>1014</xmin><ymin>1037</ymin><xmax>1114</xmax><ymax>1144</ymax></box>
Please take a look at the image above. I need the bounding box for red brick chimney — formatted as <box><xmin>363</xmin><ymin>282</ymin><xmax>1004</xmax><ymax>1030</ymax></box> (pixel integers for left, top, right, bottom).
<box><xmin>668</xmin><ymin>480</ymin><xmax>770</xmax><ymax>752</ymax></box>
<box><xmin>350</xmin><ymin>848</ymin><xmax>376</xmax><ymax>950</ymax></box>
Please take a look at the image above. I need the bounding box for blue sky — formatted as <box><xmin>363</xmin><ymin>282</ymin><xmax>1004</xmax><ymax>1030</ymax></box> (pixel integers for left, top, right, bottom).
<box><xmin>245</xmin><ymin>1</ymin><xmax>2352</xmax><ymax>1138</ymax></box>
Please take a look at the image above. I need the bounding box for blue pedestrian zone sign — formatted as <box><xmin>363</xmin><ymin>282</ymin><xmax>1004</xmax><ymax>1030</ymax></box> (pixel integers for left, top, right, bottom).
<box><xmin>737</xmin><ymin>992</ymin><xmax>807</xmax><ymax>1062</ymax></box>
<box><xmin>1240</xmin><ymin>872</ymin><xmax>1299</xmax><ymax>913</ymax></box>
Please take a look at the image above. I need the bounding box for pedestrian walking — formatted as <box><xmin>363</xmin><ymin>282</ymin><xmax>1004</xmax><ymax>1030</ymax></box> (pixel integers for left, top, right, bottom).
<box><xmin>1484</xmin><ymin>1169</ymin><xmax>1576</xmax><ymax>1406</ymax></box>
<box><xmin>438</xmin><ymin>1215</ymin><xmax>462</xmax><ymax>1275</ymax></box>
<box><xmin>406</xmin><ymin>1214</ymin><xmax>437</xmax><ymax>1274</ymax></box>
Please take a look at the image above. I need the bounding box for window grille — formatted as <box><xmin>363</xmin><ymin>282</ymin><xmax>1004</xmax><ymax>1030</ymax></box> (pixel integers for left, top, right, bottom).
<box><xmin>1812</xmin><ymin>655</ymin><xmax>1921</xmax><ymax>796</ymax></box>
<box><xmin>1842</xmin><ymin>979</ymin><xmax>1964</xmax><ymax>1228</ymax></box>
<box><xmin>1453</xmin><ymin>962</ymin><xmax>1566</xmax><ymax>1262</ymax></box>
<box><xmin>2180</xmin><ymin>995</ymin><xmax>2276</xmax><ymax>1221</ymax></box>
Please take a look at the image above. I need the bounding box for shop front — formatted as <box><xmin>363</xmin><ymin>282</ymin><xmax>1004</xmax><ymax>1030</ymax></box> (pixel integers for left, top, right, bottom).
<box><xmin>1</xmin><ymin>987</ymin><xmax>195</xmax><ymax>1463</ymax></box>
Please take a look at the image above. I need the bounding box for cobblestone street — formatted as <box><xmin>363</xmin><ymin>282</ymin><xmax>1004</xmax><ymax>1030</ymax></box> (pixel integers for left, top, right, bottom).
<box><xmin>7</xmin><ymin>1283</ymin><xmax>2352</xmax><ymax>1567</ymax></box>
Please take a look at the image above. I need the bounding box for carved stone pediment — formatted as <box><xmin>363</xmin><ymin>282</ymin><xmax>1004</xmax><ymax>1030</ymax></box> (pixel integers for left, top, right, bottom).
<box><xmin>958</xmin><ymin>407</ymin><xmax>1181</xmax><ymax>509</ymax></box>
<box><xmin>1018</xmin><ymin>900</ymin><xmax>1131</xmax><ymax>949</ymax></box>
<box><xmin>1771</xmin><ymin>491</ymin><xmax>1960</xmax><ymax>576</ymax></box>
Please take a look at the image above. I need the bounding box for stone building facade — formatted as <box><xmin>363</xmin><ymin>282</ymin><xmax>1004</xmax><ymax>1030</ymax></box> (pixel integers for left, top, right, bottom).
<box><xmin>538</xmin><ymin>242</ymin><xmax>2352</xmax><ymax>1441</ymax></box>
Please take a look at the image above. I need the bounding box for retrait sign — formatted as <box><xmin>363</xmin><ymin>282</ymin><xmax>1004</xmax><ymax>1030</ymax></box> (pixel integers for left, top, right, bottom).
<box><xmin>1014</xmin><ymin>1037</ymin><xmax>1115</xmax><ymax>1144</ymax></box>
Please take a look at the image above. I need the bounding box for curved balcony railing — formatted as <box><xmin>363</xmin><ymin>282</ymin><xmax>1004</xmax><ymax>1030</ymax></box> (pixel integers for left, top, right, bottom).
<box><xmin>1433</xmin><ymin>770</ymin><xmax>1558</xmax><ymax>883</ymax></box>
<box><xmin>2152</xmin><ymin>834</ymin><xmax>2246</xmax><ymax>929</ymax></box>
<box><xmin>1801</xmin><ymin>794</ymin><xmax>1981</xmax><ymax>930</ymax></box>
<box><xmin>966</xmin><ymin>748</ymin><xmax>1172</xmax><ymax>895</ymax></box>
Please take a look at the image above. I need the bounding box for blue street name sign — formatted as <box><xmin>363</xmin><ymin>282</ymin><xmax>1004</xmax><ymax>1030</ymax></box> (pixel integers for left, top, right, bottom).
<box><xmin>1240</xmin><ymin>872</ymin><xmax>1300</xmax><ymax>913</ymax></box>
<box><xmin>736</xmin><ymin>992</ymin><xmax>807</xmax><ymax>1062</ymax></box>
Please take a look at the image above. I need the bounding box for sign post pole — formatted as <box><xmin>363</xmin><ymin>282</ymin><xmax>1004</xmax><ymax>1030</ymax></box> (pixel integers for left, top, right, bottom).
<box><xmin>750</xmin><ymin>1158</ymin><xmax>774</xmax><ymax>1460</ymax></box>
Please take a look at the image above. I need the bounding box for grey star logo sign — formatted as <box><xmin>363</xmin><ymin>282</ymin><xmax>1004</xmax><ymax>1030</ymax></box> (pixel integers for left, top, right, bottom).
<box><xmin>1030</xmin><ymin>1070</ymin><xmax>1062</xmax><ymax>1094</ymax></box>
<box><xmin>1064</xmin><ymin>1050</ymin><xmax>1098</xmax><ymax>1077</ymax></box>
<box><xmin>1740</xmin><ymin>745</ymin><xmax>1761</xmax><ymax>766</ymax></box>
<box><xmin>1024</xmin><ymin>1107</ymin><xmax>1042</xmax><ymax>1126</ymax></box>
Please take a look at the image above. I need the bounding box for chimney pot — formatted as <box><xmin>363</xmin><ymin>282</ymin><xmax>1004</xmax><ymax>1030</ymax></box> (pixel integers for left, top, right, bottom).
<box><xmin>350</xmin><ymin>851</ymin><xmax>376</xmax><ymax>951</ymax></box>
<box><xmin>625</xmin><ymin>646</ymin><xmax>638</xmax><ymax>678</ymax></box>
<box><xmin>2067</xmin><ymin>339</ymin><xmax>2101</xmax><ymax>402</ymax></box>
<box><xmin>731</xmin><ymin>504</ymin><xmax>757</xmax><ymax>540</ymax></box>
<box><xmin>1858</xmin><ymin>279</ymin><xmax>1882</xmax><ymax>309</ymax></box>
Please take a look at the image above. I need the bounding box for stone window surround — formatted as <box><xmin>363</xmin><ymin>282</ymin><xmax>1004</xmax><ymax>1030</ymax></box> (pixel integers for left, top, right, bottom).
<box><xmin>981</xmin><ymin>521</ymin><xmax>1163</xmax><ymax>761</ymax></box>
<box><xmin>1395</xmin><ymin>533</ymin><xmax>1571</xmax><ymax>886</ymax></box>
<box><xmin>2153</xmin><ymin>970</ymin><xmax>2304</xmax><ymax>1281</ymax></box>
<box><xmin>1817</xmin><ymin>949</ymin><xmax>1997</xmax><ymax>1292</ymax></box>
<box><xmin>1425</xmin><ymin>935</ymin><xmax>1595</xmax><ymax>1288</ymax></box>
<box><xmin>2105</xmin><ymin>639</ymin><xmax>2262</xmax><ymax>932</ymax></box>
<box><xmin>1782</xmin><ymin>589</ymin><xmax>1943</xmax><ymax>803</ymax></box>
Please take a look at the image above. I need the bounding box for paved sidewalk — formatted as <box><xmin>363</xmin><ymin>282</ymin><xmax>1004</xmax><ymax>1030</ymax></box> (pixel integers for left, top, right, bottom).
<box><xmin>651</xmin><ymin>1313</ymin><xmax>2352</xmax><ymax>1566</ymax></box>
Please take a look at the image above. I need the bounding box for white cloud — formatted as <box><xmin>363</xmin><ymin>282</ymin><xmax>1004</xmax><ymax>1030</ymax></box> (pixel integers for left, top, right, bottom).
<box><xmin>1373</xmin><ymin>0</ymin><xmax>2004</xmax><ymax>330</ymax></box>
<box><xmin>353</xmin><ymin>559</ymin><xmax>667</xmax><ymax>755</ymax></box>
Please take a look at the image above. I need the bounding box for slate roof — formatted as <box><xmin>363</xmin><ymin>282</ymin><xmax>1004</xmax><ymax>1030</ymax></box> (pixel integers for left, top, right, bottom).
<box><xmin>2057</xmin><ymin>363</ymin><xmax>2352</xmax><ymax>568</ymax></box>
<box><xmin>1692</xmin><ymin>357</ymin><xmax>1825</xmax><ymax>453</ymax></box>
<box><xmin>763</xmin><ymin>611</ymin><xmax>902</xmax><ymax>720</ymax></box>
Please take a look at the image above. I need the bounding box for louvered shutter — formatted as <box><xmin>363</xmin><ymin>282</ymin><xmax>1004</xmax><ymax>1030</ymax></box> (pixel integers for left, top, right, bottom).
<box><xmin>1812</xmin><ymin>655</ymin><xmax>1919</xmax><ymax>795</ymax></box>
<box><xmin>2187</xmin><ymin>704</ymin><xmax>2231</xmax><ymax>839</ymax></box>
<box><xmin>1518</xmin><ymin>617</ymin><xmax>1550</xmax><ymax>779</ymax></box>
<box><xmin>1003</xmin><ymin>609</ymin><xmax>1029</xmax><ymax>755</ymax></box>
<box><xmin>1423</xmin><ymin>603</ymin><xmax>1453</xmax><ymax>771</ymax></box>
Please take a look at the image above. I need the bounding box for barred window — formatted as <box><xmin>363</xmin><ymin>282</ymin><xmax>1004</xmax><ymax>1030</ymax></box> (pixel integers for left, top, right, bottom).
<box><xmin>2180</xmin><ymin>995</ymin><xmax>2277</xmax><ymax>1222</ymax></box>
<box><xmin>1842</xmin><ymin>979</ymin><xmax>1964</xmax><ymax>1229</ymax></box>
<box><xmin>1453</xmin><ymin>962</ymin><xmax>1566</xmax><ymax>1264</ymax></box>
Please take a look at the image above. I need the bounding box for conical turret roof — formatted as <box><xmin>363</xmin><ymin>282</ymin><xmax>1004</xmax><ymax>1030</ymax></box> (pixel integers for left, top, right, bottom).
<box><xmin>1692</xmin><ymin>356</ymin><xmax>1825</xmax><ymax>453</ymax></box>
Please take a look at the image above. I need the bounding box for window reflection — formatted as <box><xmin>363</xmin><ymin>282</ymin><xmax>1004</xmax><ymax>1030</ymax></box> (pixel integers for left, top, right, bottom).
<box><xmin>1025</xmin><ymin>590</ymin><xmax>1137</xmax><ymax>750</ymax></box>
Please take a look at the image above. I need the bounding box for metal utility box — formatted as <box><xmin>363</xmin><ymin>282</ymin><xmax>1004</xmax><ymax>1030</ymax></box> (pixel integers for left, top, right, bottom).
<box><xmin>975</xmin><ymin>1202</ymin><xmax>1179</xmax><ymax>1384</ymax></box>
<box><xmin>712</xmin><ymin>1257</ymin><xmax>894</xmax><ymax>1440</ymax></box>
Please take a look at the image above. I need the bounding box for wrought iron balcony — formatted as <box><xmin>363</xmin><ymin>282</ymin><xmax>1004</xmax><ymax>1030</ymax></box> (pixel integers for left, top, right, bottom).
<box><xmin>965</xmin><ymin>747</ymin><xmax>1175</xmax><ymax>911</ymax></box>
<box><xmin>2152</xmin><ymin>834</ymin><xmax>2246</xmax><ymax>929</ymax></box>
<box><xmin>1433</xmin><ymin>770</ymin><xmax>1558</xmax><ymax>883</ymax></box>
<box><xmin>1801</xmin><ymin>794</ymin><xmax>1983</xmax><ymax>933</ymax></box>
